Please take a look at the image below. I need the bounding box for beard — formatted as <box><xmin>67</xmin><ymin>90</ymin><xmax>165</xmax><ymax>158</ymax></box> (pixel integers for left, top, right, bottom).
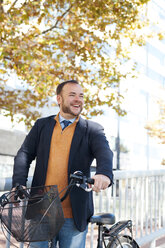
<box><xmin>61</xmin><ymin>103</ymin><xmax>83</xmax><ymax>117</ymax></box>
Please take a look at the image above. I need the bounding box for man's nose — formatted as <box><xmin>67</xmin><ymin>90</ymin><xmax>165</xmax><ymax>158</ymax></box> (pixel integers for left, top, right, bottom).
<box><xmin>74</xmin><ymin>95</ymin><xmax>82</xmax><ymax>101</ymax></box>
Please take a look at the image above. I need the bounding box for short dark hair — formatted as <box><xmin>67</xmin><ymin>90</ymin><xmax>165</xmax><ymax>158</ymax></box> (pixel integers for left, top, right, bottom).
<box><xmin>56</xmin><ymin>80</ymin><xmax>79</xmax><ymax>95</ymax></box>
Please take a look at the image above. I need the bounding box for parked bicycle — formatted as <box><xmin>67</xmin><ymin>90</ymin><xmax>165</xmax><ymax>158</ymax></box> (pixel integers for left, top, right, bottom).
<box><xmin>0</xmin><ymin>171</ymin><xmax>139</xmax><ymax>248</ymax></box>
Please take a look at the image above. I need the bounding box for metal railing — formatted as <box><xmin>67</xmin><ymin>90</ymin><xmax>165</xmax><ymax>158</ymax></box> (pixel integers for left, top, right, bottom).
<box><xmin>1</xmin><ymin>170</ymin><xmax>165</xmax><ymax>247</ymax></box>
<box><xmin>90</xmin><ymin>169</ymin><xmax>165</xmax><ymax>248</ymax></box>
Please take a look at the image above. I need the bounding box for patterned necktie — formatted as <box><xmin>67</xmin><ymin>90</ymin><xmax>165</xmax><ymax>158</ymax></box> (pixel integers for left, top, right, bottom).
<box><xmin>62</xmin><ymin>120</ymin><xmax>71</xmax><ymax>130</ymax></box>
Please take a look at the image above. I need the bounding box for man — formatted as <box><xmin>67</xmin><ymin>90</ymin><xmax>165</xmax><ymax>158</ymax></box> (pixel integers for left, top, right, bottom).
<box><xmin>12</xmin><ymin>80</ymin><xmax>113</xmax><ymax>248</ymax></box>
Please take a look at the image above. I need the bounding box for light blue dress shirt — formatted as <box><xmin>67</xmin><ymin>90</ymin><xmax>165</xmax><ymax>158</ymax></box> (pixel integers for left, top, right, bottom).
<box><xmin>59</xmin><ymin>114</ymin><xmax>76</xmax><ymax>130</ymax></box>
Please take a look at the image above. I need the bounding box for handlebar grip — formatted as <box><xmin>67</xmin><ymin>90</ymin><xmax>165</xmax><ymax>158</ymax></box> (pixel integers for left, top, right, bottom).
<box><xmin>86</xmin><ymin>178</ymin><xmax>94</xmax><ymax>185</ymax></box>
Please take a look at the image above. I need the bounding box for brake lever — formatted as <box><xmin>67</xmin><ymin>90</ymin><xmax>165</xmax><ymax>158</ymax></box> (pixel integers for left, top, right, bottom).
<box><xmin>70</xmin><ymin>172</ymin><xmax>93</xmax><ymax>192</ymax></box>
<box><xmin>76</xmin><ymin>183</ymin><xmax>92</xmax><ymax>192</ymax></box>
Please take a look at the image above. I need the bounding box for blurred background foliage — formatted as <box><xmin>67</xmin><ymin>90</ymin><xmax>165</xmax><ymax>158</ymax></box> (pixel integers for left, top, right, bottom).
<box><xmin>0</xmin><ymin>0</ymin><xmax>163</xmax><ymax>128</ymax></box>
<box><xmin>146</xmin><ymin>97</ymin><xmax>165</xmax><ymax>164</ymax></box>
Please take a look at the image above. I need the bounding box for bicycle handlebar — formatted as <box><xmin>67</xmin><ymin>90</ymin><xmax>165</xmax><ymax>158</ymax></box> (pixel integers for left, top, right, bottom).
<box><xmin>0</xmin><ymin>171</ymin><xmax>94</xmax><ymax>207</ymax></box>
<box><xmin>70</xmin><ymin>171</ymin><xmax>94</xmax><ymax>185</ymax></box>
<box><xmin>61</xmin><ymin>171</ymin><xmax>94</xmax><ymax>202</ymax></box>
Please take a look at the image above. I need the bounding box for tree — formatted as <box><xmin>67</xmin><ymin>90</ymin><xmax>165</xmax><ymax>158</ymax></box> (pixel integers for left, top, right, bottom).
<box><xmin>146</xmin><ymin>99</ymin><xmax>165</xmax><ymax>165</ymax></box>
<box><xmin>0</xmin><ymin>0</ymin><xmax>155</xmax><ymax>127</ymax></box>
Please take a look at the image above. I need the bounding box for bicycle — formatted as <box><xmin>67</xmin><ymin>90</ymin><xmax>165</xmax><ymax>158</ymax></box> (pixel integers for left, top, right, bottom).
<box><xmin>89</xmin><ymin>214</ymin><xmax>139</xmax><ymax>248</ymax></box>
<box><xmin>0</xmin><ymin>171</ymin><xmax>139</xmax><ymax>248</ymax></box>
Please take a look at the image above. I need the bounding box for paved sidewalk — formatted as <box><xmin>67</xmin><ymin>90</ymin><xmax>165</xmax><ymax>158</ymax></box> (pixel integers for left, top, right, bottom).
<box><xmin>1</xmin><ymin>226</ymin><xmax>165</xmax><ymax>248</ymax></box>
<box><xmin>155</xmin><ymin>236</ymin><xmax>165</xmax><ymax>248</ymax></box>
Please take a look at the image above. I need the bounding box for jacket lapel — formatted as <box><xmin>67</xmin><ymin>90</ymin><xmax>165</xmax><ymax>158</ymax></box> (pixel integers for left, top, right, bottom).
<box><xmin>42</xmin><ymin>116</ymin><xmax>56</xmax><ymax>172</ymax></box>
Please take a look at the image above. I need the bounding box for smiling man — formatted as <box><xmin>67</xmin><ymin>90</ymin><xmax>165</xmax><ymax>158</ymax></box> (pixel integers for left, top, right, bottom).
<box><xmin>12</xmin><ymin>80</ymin><xmax>113</xmax><ymax>248</ymax></box>
<box><xmin>56</xmin><ymin>81</ymin><xmax>84</xmax><ymax>119</ymax></box>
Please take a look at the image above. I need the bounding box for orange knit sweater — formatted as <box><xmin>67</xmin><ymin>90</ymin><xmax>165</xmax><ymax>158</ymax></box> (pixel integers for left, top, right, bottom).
<box><xmin>45</xmin><ymin>115</ymin><xmax>78</xmax><ymax>218</ymax></box>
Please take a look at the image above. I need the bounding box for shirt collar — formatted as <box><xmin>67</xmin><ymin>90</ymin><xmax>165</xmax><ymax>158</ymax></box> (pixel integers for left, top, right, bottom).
<box><xmin>59</xmin><ymin>113</ymin><xmax>76</xmax><ymax>124</ymax></box>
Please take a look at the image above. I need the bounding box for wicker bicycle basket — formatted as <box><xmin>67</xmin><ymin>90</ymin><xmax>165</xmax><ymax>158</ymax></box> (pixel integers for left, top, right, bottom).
<box><xmin>0</xmin><ymin>185</ymin><xmax>65</xmax><ymax>242</ymax></box>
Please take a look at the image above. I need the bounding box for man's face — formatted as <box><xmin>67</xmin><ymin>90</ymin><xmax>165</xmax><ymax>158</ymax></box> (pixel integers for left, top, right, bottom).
<box><xmin>57</xmin><ymin>83</ymin><xmax>84</xmax><ymax>119</ymax></box>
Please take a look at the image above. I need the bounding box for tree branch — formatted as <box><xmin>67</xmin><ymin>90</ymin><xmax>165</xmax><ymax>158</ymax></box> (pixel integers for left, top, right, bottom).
<box><xmin>36</xmin><ymin>4</ymin><xmax>73</xmax><ymax>37</ymax></box>
<box><xmin>7</xmin><ymin>0</ymin><xmax>27</xmax><ymax>14</ymax></box>
<box><xmin>7</xmin><ymin>0</ymin><xmax>19</xmax><ymax>13</ymax></box>
<box><xmin>4</xmin><ymin>56</ymin><xmax>11</xmax><ymax>60</ymax></box>
<box><xmin>0</xmin><ymin>0</ymin><xmax>4</xmax><ymax>13</ymax></box>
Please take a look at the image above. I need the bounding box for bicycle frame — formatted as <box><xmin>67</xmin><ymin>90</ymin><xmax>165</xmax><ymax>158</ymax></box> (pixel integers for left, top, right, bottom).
<box><xmin>90</xmin><ymin>217</ymin><xmax>139</xmax><ymax>248</ymax></box>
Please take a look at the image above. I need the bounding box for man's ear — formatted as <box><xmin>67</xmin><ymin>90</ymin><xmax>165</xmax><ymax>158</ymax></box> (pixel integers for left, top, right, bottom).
<box><xmin>57</xmin><ymin>95</ymin><xmax>61</xmax><ymax>105</ymax></box>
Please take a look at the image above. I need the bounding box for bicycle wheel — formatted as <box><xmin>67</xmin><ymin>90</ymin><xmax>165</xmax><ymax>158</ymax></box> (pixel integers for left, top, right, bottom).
<box><xmin>106</xmin><ymin>235</ymin><xmax>139</xmax><ymax>248</ymax></box>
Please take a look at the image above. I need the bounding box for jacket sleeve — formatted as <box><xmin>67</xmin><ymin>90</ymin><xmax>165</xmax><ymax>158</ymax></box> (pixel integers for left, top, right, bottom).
<box><xmin>88</xmin><ymin>121</ymin><xmax>114</xmax><ymax>184</ymax></box>
<box><xmin>12</xmin><ymin>120</ymin><xmax>39</xmax><ymax>187</ymax></box>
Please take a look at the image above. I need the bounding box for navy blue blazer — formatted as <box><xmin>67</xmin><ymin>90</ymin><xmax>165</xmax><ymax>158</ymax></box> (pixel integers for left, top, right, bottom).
<box><xmin>12</xmin><ymin>115</ymin><xmax>113</xmax><ymax>231</ymax></box>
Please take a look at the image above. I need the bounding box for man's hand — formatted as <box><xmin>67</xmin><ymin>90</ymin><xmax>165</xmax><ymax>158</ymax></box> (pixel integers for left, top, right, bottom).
<box><xmin>91</xmin><ymin>174</ymin><xmax>110</xmax><ymax>193</ymax></box>
<box><xmin>10</xmin><ymin>186</ymin><xmax>26</xmax><ymax>204</ymax></box>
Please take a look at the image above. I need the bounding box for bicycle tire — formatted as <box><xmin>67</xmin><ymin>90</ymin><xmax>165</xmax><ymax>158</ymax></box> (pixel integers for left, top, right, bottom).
<box><xmin>106</xmin><ymin>235</ymin><xmax>139</xmax><ymax>248</ymax></box>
